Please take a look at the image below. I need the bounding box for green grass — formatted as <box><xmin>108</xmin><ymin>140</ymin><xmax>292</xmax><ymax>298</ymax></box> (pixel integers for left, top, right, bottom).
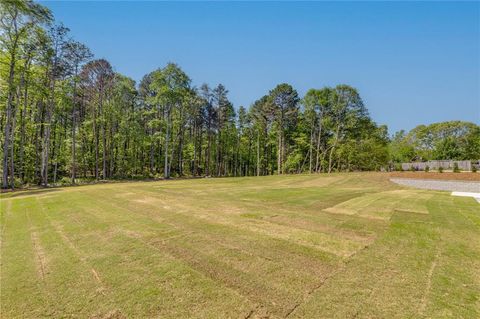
<box><xmin>1</xmin><ymin>173</ymin><xmax>479</xmax><ymax>318</ymax></box>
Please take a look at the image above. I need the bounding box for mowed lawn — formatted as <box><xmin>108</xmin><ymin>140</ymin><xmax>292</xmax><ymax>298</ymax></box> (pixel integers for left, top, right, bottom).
<box><xmin>1</xmin><ymin>173</ymin><xmax>479</xmax><ymax>318</ymax></box>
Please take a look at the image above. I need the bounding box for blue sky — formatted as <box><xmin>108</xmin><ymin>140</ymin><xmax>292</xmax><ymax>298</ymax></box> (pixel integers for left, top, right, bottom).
<box><xmin>42</xmin><ymin>1</ymin><xmax>479</xmax><ymax>133</ymax></box>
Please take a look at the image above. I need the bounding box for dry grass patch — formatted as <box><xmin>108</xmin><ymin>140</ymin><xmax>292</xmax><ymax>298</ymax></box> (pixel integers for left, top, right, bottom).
<box><xmin>1</xmin><ymin>173</ymin><xmax>478</xmax><ymax>318</ymax></box>
<box><xmin>324</xmin><ymin>189</ymin><xmax>432</xmax><ymax>220</ymax></box>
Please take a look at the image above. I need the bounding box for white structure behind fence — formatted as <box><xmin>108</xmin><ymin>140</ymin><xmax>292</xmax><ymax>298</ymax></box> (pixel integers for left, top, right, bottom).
<box><xmin>401</xmin><ymin>160</ymin><xmax>479</xmax><ymax>171</ymax></box>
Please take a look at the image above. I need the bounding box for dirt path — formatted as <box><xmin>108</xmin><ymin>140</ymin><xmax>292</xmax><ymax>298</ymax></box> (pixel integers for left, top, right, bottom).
<box><xmin>389</xmin><ymin>172</ymin><xmax>480</xmax><ymax>181</ymax></box>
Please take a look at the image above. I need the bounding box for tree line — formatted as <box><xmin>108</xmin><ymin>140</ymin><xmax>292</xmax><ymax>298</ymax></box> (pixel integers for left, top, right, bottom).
<box><xmin>2</xmin><ymin>1</ymin><xmax>478</xmax><ymax>190</ymax></box>
<box><xmin>389</xmin><ymin>121</ymin><xmax>480</xmax><ymax>163</ymax></box>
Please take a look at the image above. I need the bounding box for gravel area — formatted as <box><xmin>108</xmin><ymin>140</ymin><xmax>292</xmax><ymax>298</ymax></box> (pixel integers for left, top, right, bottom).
<box><xmin>390</xmin><ymin>178</ymin><xmax>480</xmax><ymax>193</ymax></box>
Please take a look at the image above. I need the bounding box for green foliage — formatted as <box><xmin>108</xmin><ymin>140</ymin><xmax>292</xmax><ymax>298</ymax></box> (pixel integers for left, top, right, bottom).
<box><xmin>0</xmin><ymin>2</ymin><xmax>393</xmax><ymax>188</ymax></box>
<box><xmin>453</xmin><ymin>162</ymin><xmax>460</xmax><ymax>173</ymax></box>
<box><xmin>438</xmin><ymin>166</ymin><xmax>444</xmax><ymax>173</ymax></box>
<box><xmin>424</xmin><ymin>165</ymin><xmax>429</xmax><ymax>172</ymax></box>
<box><xmin>284</xmin><ymin>152</ymin><xmax>303</xmax><ymax>174</ymax></box>
<box><xmin>389</xmin><ymin>130</ymin><xmax>416</xmax><ymax>162</ymax></box>
<box><xmin>391</xmin><ymin>121</ymin><xmax>480</xmax><ymax>163</ymax></box>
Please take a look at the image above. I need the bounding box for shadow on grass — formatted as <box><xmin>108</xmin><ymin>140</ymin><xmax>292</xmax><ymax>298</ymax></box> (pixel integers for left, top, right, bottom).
<box><xmin>0</xmin><ymin>176</ymin><xmax>210</xmax><ymax>197</ymax></box>
<box><xmin>0</xmin><ymin>188</ymin><xmax>61</xmax><ymax>199</ymax></box>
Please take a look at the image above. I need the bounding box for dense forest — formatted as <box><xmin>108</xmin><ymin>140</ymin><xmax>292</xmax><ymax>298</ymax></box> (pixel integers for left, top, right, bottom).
<box><xmin>1</xmin><ymin>1</ymin><xmax>479</xmax><ymax>189</ymax></box>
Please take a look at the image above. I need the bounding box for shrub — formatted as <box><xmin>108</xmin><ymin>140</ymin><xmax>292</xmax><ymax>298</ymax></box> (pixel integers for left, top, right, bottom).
<box><xmin>473</xmin><ymin>165</ymin><xmax>478</xmax><ymax>173</ymax></box>
<box><xmin>453</xmin><ymin>163</ymin><xmax>460</xmax><ymax>173</ymax></box>
<box><xmin>59</xmin><ymin>176</ymin><xmax>72</xmax><ymax>186</ymax></box>
<box><xmin>424</xmin><ymin>165</ymin><xmax>429</xmax><ymax>172</ymax></box>
<box><xmin>410</xmin><ymin>165</ymin><xmax>416</xmax><ymax>172</ymax></box>
<box><xmin>13</xmin><ymin>178</ymin><xmax>23</xmax><ymax>189</ymax></box>
<box><xmin>438</xmin><ymin>166</ymin><xmax>443</xmax><ymax>173</ymax></box>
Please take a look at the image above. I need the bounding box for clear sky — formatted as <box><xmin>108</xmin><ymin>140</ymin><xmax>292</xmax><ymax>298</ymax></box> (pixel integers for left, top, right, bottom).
<box><xmin>41</xmin><ymin>1</ymin><xmax>479</xmax><ymax>134</ymax></box>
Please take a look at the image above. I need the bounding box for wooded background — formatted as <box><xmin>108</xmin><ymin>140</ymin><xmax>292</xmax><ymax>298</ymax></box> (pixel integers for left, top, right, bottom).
<box><xmin>1</xmin><ymin>1</ymin><xmax>479</xmax><ymax>189</ymax></box>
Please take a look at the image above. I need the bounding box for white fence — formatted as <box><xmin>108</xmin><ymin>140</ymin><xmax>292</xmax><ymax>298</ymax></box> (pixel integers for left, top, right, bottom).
<box><xmin>401</xmin><ymin>160</ymin><xmax>479</xmax><ymax>171</ymax></box>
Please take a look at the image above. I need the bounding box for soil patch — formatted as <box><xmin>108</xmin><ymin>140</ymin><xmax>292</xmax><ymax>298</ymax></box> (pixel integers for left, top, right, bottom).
<box><xmin>389</xmin><ymin>172</ymin><xmax>479</xmax><ymax>181</ymax></box>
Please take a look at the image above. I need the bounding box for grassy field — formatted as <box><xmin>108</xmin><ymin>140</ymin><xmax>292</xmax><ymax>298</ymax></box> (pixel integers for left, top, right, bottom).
<box><xmin>1</xmin><ymin>173</ymin><xmax>479</xmax><ymax>318</ymax></box>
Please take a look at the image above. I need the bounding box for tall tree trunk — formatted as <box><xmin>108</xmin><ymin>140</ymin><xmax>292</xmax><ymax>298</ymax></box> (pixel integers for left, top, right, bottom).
<box><xmin>247</xmin><ymin>136</ymin><xmax>252</xmax><ymax>176</ymax></box>
<box><xmin>192</xmin><ymin>120</ymin><xmax>197</xmax><ymax>176</ymax></box>
<box><xmin>19</xmin><ymin>104</ymin><xmax>25</xmax><ymax>183</ymax></box>
<box><xmin>216</xmin><ymin>131</ymin><xmax>221</xmax><ymax>177</ymax></box>
<box><xmin>41</xmin><ymin>102</ymin><xmax>52</xmax><ymax>186</ymax></box>
<box><xmin>309</xmin><ymin>120</ymin><xmax>314</xmax><ymax>173</ymax></box>
<box><xmin>263</xmin><ymin>126</ymin><xmax>268</xmax><ymax>175</ymax></box>
<box><xmin>198</xmin><ymin>127</ymin><xmax>203</xmax><ymax>176</ymax></box>
<box><xmin>109</xmin><ymin>124</ymin><xmax>115</xmax><ymax>177</ymax></box>
<box><xmin>164</xmin><ymin>107</ymin><xmax>170</xmax><ymax>179</ymax></box>
<box><xmin>51</xmin><ymin>118</ymin><xmax>60</xmax><ymax>185</ymax></box>
<box><xmin>71</xmin><ymin>67</ymin><xmax>78</xmax><ymax>183</ymax></box>
<box><xmin>9</xmin><ymin>104</ymin><xmax>17</xmax><ymax>190</ymax></box>
<box><xmin>2</xmin><ymin>47</ymin><xmax>17</xmax><ymax>189</ymax></box>
<box><xmin>256</xmin><ymin>129</ymin><xmax>260</xmax><ymax>176</ymax></box>
<box><xmin>234</xmin><ymin>134</ymin><xmax>239</xmax><ymax>177</ymax></box>
<box><xmin>93</xmin><ymin>106</ymin><xmax>99</xmax><ymax>180</ymax></box>
<box><xmin>206</xmin><ymin>122</ymin><xmax>211</xmax><ymax>176</ymax></box>
<box><xmin>178</xmin><ymin>124</ymin><xmax>184</xmax><ymax>176</ymax></box>
<box><xmin>101</xmin><ymin>94</ymin><xmax>107</xmax><ymax>179</ymax></box>
<box><xmin>328</xmin><ymin>124</ymin><xmax>341</xmax><ymax>174</ymax></box>
<box><xmin>19</xmin><ymin>59</ymin><xmax>30</xmax><ymax>184</ymax></box>
<box><xmin>277</xmin><ymin>130</ymin><xmax>282</xmax><ymax>175</ymax></box>
<box><xmin>34</xmin><ymin>101</ymin><xmax>44</xmax><ymax>183</ymax></box>
<box><xmin>149</xmin><ymin>132</ymin><xmax>154</xmax><ymax>175</ymax></box>
<box><xmin>41</xmin><ymin>75</ymin><xmax>56</xmax><ymax>186</ymax></box>
<box><xmin>168</xmin><ymin>127</ymin><xmax>174</xmax><ymax>178</ymax></box>
<box><xmin>315</xmin><ymin>114</ymin><xmax>323</xmax><ymax>173</ymax></box>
